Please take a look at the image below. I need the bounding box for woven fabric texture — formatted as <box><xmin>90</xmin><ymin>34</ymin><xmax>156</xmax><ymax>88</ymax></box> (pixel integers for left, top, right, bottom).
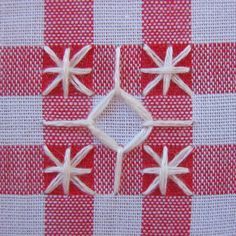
<box><xmin>0</xmin><ymin>0</ymin><xmax>236</xmax><ymax>235</ymax></box>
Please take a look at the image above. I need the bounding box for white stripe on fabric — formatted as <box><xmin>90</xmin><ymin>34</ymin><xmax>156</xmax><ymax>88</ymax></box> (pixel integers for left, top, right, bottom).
<box><xmin>190</xmin><ymin>195</ymin><xmax>236</xmax><ymax>236</ymax></box>
<box><xmin>0</xmin><ymin>0</ymin><xmax>44</xmax><ymax>46</ymax></box>
<box><xmin>192</xmin><ymin>0</ymin><xmax>236</xmax><ymax>43</ymax></box>
<box><xmin>193</xmin><ymin>94</ymin><xmax>236</xmax><ymax>145</ymax></box>
<box><xmin>0</xmin><ymin>96</ymin><xmax>43</xmax><ymax>145</ymax></box>
<box><xmin>0</xmin><ymin>195</ymin><xmax>45</xmax><ymax>235</ymax></box>
<box><xmin>93</xmin><ymin>195</ymin><xmax>143</xmax><ymax>236</ymax></box>
<box><xmin>94</xmin><ymin>0</ymin><xmax>142</xmax><ymax>45</ymax></box>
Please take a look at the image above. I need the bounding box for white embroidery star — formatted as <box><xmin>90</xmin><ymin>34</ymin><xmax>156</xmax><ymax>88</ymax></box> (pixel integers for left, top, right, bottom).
<box><xmin>141</xmin><ymin>45</ymin><xmax>193</xmax><ymax>96</ymax></box>
<box><xmin>43</xmin><ymin>45</ymin><xmax>93</xmax><ymax>98</ymax></box>
<box><xmin>44</xmin><ymin>145</ymin><xmax>95</xmax><ymax>195</ymax></box>
<box><xmin>142</xmin><ymin>145</ymin><xmax>193</xmax><ymax>195</ymax></box>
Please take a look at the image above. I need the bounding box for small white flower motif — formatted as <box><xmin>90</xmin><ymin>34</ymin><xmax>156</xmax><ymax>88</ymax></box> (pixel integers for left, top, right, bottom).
<box><xmin>43</xmin><ymin>45</ymin><xmax>93</xmax><ymax>98</ymax></box>
<box><xmin>44</xmin><ymin>145</ymin><xmax>95</xmax><ymax>195</ymax></box>
<box><xmin>141</xmin><ymin>44</ymin><xmax>193</xmax><ymax>96</ymax></box>
<box><xmin>142</xmin><ymin>145</ymin><xmax>193</xmax><ymax>195</ymax></box>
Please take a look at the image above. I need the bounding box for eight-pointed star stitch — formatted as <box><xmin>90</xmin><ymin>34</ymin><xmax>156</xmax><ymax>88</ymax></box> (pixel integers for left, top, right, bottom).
<box><xmin>44</xmin><ymin>145</ymin><xmax>95</xmax><ymax>195</ymax></box>
<box><xmin>142</xmin><ymin>145</ymin><xmax>193</xmax><ymax>195</ymax></box>
<box><xmin>141</xmin><ymin>44</ymin><xmax>193</xmax><ymax>96</ymax></box>
<box><xmin>43</xmin><ymin>45</ymin><xmax>93</xmax><ymax>98</ymax></box>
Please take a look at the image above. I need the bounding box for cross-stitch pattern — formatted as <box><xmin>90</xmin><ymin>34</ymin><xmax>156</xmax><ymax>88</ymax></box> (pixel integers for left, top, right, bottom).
<box><xmin>1</xmin><ymin>0</ymin><xmax>236</xmax><ymax>235</ymax></box>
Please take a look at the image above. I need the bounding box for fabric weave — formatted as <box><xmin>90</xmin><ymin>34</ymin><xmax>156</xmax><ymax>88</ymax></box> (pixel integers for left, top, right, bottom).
<box><xmin>0</xmin><ymin>0</ymin><xmax>235</xmax><ymax>235</ymax></box>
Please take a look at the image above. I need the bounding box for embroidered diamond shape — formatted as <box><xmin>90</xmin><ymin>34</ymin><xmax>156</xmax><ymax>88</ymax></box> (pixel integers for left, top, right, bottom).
<box><xmin>83</xmin><ymin>49</ymin><xmax>153</xmax><ymax>194</ymax></box>
<box><xmin>44</xmin><ymin>46</ymin><xmax>193</xmax><ymax>194</ymax></box>
<box><xmin>93</xmin><ymin>95</ymin><xmax>143</xmax><ymax>146</ymax></box>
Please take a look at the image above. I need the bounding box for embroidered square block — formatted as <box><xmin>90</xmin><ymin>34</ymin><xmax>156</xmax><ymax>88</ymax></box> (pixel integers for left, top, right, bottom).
<box><xmin>1</xmin><ymin>0</ymin><xmax>235</xmax><ymax>235</ymax></box>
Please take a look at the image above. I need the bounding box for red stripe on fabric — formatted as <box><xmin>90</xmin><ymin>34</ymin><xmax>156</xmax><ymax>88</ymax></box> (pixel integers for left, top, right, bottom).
<box><xmin>0</xmin><ymin>145</ymin><xmax>43</xmax><ymax>194</ymax></box>
<box><xmin>45</xmin><ymin>195</ymin><xmax>94</xmax><ymax>236</ymax></box>
<box><xmin>193</xmin><ymin>145</ymin><xmax>236</xmax><ymax>195</ymax></box>
<box><xmin>43</xmin><ymin>96</ymin><xmax>92</xmax><ymax>120</ymax></box>
<box><xmin>93</xmin><ymin>45</ymin><xmax>142</xmax><ymax>95</ymax></box>
<box><xmin>93</xmin><ymin>46</ymin><xmax>115</xmax><ymax>95</ymax></box>
<box><xmin>193</xmin><ymin>43</ymin><xmax>236</xmax><ymax>94</ymax></box>
<box><xmin>144</xmin><ymin>96</ymin><xmax>192</xmax><ymax>120</ymax></box>
<box><xmin>44</xmin><ymin>126</ymin><xmax>92</xmax><ymax>146</ymax></box>
<box><xmin>0</xmin><ymin>46</ymin><xmax>43</xmax><ymax>96</ymax></box>
<box><xmin>43</xmin><ymin>96</ymin><xmax>93</xmax><ymax>145</ymax></box>
<box><xmin>146</xmin><ymin>127</ymin><xmax>193</xmax><ymax>146</ymax></box>
<box><xmin>93</xmin><ymin>145</ymin><xmax>115</xmax><ymax>194</ymax></box>
<box><xmin>94</xmin><ymin>145</ymin><xmax>142</xmax><ymax>195</ymax></box>
<box><xmin>120</xmin><ymin>147</ymin><xmax>143</xmax><ymax>195</ymax></box>
<box><xmin>143</xmin><ymin>0</ymin><xmax>191</xmax><ymax>44</ymax></box>
<box><xmin>141</xmin><ymin>196</ymin><xmax>192</xmax><ymax>236</ymax></box>
<box><xmin>120</xmin><ymin>45</ymin><xmax>142</xmax><ymax>95</ymax></box>
<box><xmin>45</xmin><ymin>0</ymin><xmax>94</xmax><ymax>45</ymax></box>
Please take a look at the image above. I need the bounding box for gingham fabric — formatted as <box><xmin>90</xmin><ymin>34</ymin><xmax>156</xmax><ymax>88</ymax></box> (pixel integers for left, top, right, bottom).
<box><xmin>0</xmin><ymin>0</ymin><xmax>236</xmax><ymax>235</ymax></box>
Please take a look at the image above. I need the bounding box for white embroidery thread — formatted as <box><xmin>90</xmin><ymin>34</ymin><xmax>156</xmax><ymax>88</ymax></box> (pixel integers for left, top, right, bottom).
<box><xmin>44</xmin><ymin>145</ymin><xmax>95</xmax><ymax>195</ymax></box>
<box><xmin>142</xmin><ymin>145</ymin><xmax>193</xmax><ymax>195</ymax></box>
<box><xmin>143</xmin><ymin>120</ymin><xmax>193</xmax><ymax>127</ymax></box>
<box><xmin>141</xmin><ymin>44</ymin><xmax>193</xmax><ymax>96</ymax></box>
<box><xmin>43</xmin><ymin>45</ymin><xmax>93</xmax><ymax>98</ymax></box>
<box><xmin>43</xmin><ymin>46</ymin><xmax>193</xmax><ymax>194</ymax></box>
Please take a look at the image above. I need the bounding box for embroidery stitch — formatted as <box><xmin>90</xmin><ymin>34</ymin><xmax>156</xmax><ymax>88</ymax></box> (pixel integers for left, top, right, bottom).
<box><xmin>43</xmin><ymin>46</ymin><xmax>193</xmax><ymax>194</ymax></box>
<box><xmin>44</xmin><ymin>145</ymin><xmax>95</xmax><ymax>195</ymax></box>
<box><xmin>143</xmin><ymin>120</ymin><xmax>193</xmax><ymax>127</ymax></box>
<box><xmin>142</xmin><ymin>145</ymin><xmax>193</xmax><ymax>195</ymax></box>
<box><xmin>141</xmin><ymin>44</ymin><xmax>193</xmax><ymax>96</ymax></box>
<box><xmin>43</xmin><ymin>45</ymin><xmax>93</xmax><ymax>98</ymax></box>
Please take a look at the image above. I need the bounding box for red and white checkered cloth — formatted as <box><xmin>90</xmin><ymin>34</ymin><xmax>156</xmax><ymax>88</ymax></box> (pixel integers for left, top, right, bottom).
<box><xmin>1</xmin><ymin>0</ymin><xmax>236</xmax><ymax>235</ymax></box>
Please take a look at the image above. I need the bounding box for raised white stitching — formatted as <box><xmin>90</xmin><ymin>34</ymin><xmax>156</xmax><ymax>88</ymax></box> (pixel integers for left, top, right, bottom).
<box><xmin>43</xmin><ymin>45</ymin><xmax>93</xmax><ymax>98</ymax></box>
<box><xmin>142</xmin><ymin>145</ymin><xmax>193</xmax><ymax>195</ymax></box>
<box><xmin>44</xmin><ymin>145</ymin><xmax>95</xmax><ymax>195</ymax></box>
<box><xmin>43</xmin><ymin>46</ymin><xmax>193</xmax><ymax>194</ymax></box>
<box><xmin>143</xmin><ymin>120</ymin><xmax>193</xmax><ymax>127</ymax></box>
<box><xmin>141</xmin><ymin>44</ymin><xmax>193</xmax><ymax>96</ymax></box>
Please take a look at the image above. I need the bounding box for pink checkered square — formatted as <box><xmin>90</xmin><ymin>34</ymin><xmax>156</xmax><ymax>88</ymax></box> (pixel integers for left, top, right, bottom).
<box><xmin>43</xmin><ymin>96</ymin><xmax>93</xmax><ymax>146</ymax></box>
<box><xmin>193</xmin><ymin>145</ymin><xmax>236</xmax><ymax>195</ymax></box>
<box><xmin>45</xmin><ymin>0</ymin><xmax>94</xmax><ymax>45</ymax></box>
<box><xmin>141</xmin><ymin>196</ymin><xmax>192</xmax><ymax>235</ymax></box>
<box><xmin>193</xmin><ymin>43</ymin><xmax>236</xmax><ymax>94</ymax></box>
<box><xmin>0</xmin><ymin>47</ymin><xmax>43</xmax><ymax>96</ymax></box>
<box><xmin>45</xmin><ymin>195</ymin><xmax>94</xmax><ymax>235</ymax></box>
<box><xmin>0</xmin><ymin>146</ymin><xmax>43</xmax><ymax>194</ymax></box>
<box><xmin>143</xmin><ymin>0</ymin><xmax>191</xmax><ymax>44</ymax></box>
